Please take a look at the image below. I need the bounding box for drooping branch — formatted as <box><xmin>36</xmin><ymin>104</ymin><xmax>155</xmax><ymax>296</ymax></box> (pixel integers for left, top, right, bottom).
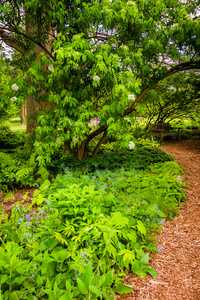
<box><xmin>88</xmin><ymin>125</ymin><xmax>108</xmax><ymax>142</ymax></box>
<box><xmin>123</xmin><ymin>86</ymin><xmax>152</xmax><ymax>117</ymax></box>
<box><xmin>93</xmin><ymin>130</ymin><xmax>108</xmax><ymax>158</ymax></box>
<box><xmin>166</xmin><ymin>61</ymin><xmax>200</xmax><ymax>77</ymax></box>
<box><xmin>122</xmin><ymin>60</ymin><xmax>200</xmax><ymax>118</ymax></box>
<box><xmin>0</xmin><ymin>29</ymin><xmax>26</xmax><ymax>54</ymax></box>
<box><xmin>0</xmin><ymin>26</ymin><xmax>55</xmax><ymax>61</ymax></box>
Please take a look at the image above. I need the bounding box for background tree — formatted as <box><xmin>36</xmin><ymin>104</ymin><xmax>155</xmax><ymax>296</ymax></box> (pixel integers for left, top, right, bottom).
<box><xmin>0</xmin><ymin>0</ymin><xmax>199</xmax><ymax>161</ymax></box>
<box><xmin>140</xmin><ymin>71</ymin><xmax>200</xmax><ymax>125</ymax></box>
<box><xmin>0</xmin><ymin>58</ymin><xmax>21</xmax><ymax>123</ymax></box>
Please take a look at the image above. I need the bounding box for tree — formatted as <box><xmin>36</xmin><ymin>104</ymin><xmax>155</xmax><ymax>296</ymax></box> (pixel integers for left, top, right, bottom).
<box><xmin>140</xmin><ymin>71</ymin><xmax>200</xmax><ymax>125</ymax></box>
<box><xmin>0</xmin><ymin>0</ymin><xmax>199</xmax><ymax>160</ymax></box>
<box><xmin>0</xmin><ymin>58</ymin><xmax>20</xmax><ymax>123</ymax></box>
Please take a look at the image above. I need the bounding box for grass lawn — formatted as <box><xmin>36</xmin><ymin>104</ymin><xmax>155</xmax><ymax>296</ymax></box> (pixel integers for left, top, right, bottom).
<box><xmin>9</xmin><ymin>118</ymin><xmax>26</xmax><ymax>131</ymax></box>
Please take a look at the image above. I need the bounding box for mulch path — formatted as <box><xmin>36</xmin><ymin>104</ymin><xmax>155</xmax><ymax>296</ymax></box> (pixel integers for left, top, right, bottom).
<box><xmin>1</xmin><ymin>139</ymin><xmax>200</xmax><ymax>299</ymax></box>
<box><xmin>117</xmin><ymin>139</ymin><xmax>200</xmax><ymax>300</ymax></box>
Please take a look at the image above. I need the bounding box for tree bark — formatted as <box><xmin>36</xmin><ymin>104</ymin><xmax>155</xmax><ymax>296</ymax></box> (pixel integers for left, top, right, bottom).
<box><xmin>93</xmin><ymin>131</ymin><xmax>107</xmax><ymax>158</ymax></box>
<box><xmin>20</xmin><ymin>103</ymin><xmax>26</xmax><ymax>124</ymax></box>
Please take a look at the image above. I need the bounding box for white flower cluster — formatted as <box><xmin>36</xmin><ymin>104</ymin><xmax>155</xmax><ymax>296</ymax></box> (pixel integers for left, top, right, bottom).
<box><xmin>72</xmin><ymin>136</ymin><xmax>79</xmax><ymax>144</ymax></box>
<box><xmin>128</xmin><ymin>141</ymin><xmax>135</xmax><ymax>150</ymax></box>
<box><xmin>10</xmin><ymin>96</ymin><xmax>17</xmax><ymax>102</ymax></box>
<box><xmin>11</xmin><ymin>84</ymin><xmax>19</xmax><ymax>91</ymax></box>
<box><xmin>127</xmin><ymin>1</ymin><xmax>135</xmax><ymax>5</ymax></box>
<box><xmin>93</xmin><ymin>75</ymin><xmax>100</xmax><ymax>82</ymax></box>
<box><xmin>128</xmin><ymin>94</ymin><xmax>135</xmax><ymax>100</ymax></box>
<box><xmin>120</xmin><ymin>45</ymin><xmax>129</xmax><ymax>51</ymax></box>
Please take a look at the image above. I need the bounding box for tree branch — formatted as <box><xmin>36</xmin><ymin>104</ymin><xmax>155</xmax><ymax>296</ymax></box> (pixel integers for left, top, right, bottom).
<box><xmin>0</xmin><ymin>26</ymin><xmax>55</xmax><ymax>61</ymax></box>
<box><xmin>0</xmin><ymin>29</ymin><xmax>26</xmax><ymax>54</ymax></box>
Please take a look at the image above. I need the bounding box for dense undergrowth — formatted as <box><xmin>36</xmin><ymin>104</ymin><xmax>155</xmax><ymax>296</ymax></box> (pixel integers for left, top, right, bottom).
<box><xmin>0</xmin><ymin>140</ymin><xmax>186</xmax><ymax>299</ymax></box>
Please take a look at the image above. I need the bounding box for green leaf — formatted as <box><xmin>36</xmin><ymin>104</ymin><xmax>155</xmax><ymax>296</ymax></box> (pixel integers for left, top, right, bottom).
<box><xmin>116</xmin><ymin>283</ymin><xmax>133</xmax><ymax>294</ymax></box>
<box><xmin>1</xmin><ymin>274</ymin><xmax>9</xmax><ymax>284</ymax></box>
<box><xmin>77</xmin><ymin>278</ymin><xmax>87</xmax><ymax>294</ymax></box>
<box><xmin>81</xmin><ymin>261</ymin><xmax>93</xmax><ymax>287</ymax></box>
<box><xmin>140</xmin><ymin>253</ymin><xmax>149</xmax><ymax>265</ymax></box>
<box><xmin>9</xmin><ymin>292</ymin><xmax>19</xmax><ymax>300</ymax></box>
<box><xmin>145</xmin><ymin>266</ymin><xmax>158</xmax><ymax>277</ymax></box>
<box><xmin>36</xmin><ymin>275</ymin><xmax>43</xmax><ymax>286</ymax></box>
<box><xmin>89</xmin><ymin>284</ymin><xmax>100</xmax><ymax>296</ymax></box>
<box><xmin>46</xmin><ymin>261</ymin><xmax>56</xmax><ymax>278</ymax></box>
<box><xmin>66</xmin><ymin>280</ymin><xmax>72</xmax><ymax>291</ymax></box>
<box><xmin>103</xmin><ymin>270</ymin><xmax>114</xmax><ymax>287</ymax></box>
<box><xmin>136</xmin><ymin>220</ymin><xmax>146</xmax><ymax>235</ymax></box>
<box><xmin>12</xmin><ymin>277</ymin><xmax>27</xmax><ymax>284</ymax></box>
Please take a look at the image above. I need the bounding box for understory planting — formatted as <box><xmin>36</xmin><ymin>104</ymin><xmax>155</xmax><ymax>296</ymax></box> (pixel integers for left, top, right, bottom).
<box><xmin>0</xmin><ymin>144</ymin><xmax>186</xmax><ymax>299</ymax></box>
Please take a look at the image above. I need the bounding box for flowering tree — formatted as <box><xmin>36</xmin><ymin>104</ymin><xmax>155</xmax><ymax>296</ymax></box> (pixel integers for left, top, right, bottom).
<box><xmin>0</xmin><ymin>0</ymin><xmax>199</xmax><ymax>160</ymax></box>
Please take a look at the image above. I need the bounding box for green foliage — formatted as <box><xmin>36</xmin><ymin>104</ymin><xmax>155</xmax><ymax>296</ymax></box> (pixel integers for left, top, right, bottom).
<box><xmin>140</xmin><ymin>72</ymin><xmax>200</xmax><ymax>124</ymax></box>
<box><xmin>0</xmin><ymin>145</ymin><xmax>186</xmax><ymax>298</ymax></box>
<box><xmin>0</xmin><ymin>124</ymin><xmax>25</xmax><ymax>150</ymax></box>
<box><xmin>0</xmin><ymin>151</ymin><xmax>49</xmax><ymax>192</ymax></box>
<box><xmin>1</xmin><ymin>0</ymin><xmax>199</xmax><ymax>160</ymax></box>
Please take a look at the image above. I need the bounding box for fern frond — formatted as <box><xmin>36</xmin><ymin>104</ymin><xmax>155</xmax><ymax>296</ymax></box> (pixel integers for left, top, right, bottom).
<box><xmin>29</xmin><ymin>153</ymin><xmax>37</xmax><ymax>168</ymax></box>
<box><xmin>37</xmin><ymin>166</ymin><xmax>49</xmax><ymax>181</ymax></box>
<box><xmin>16</xmin><ymin>167</ymin><xmax>34</xmax><ymax>179</ymax></box>
<box><xmin>0</xmin><ymin>152</ymin><xmax>16</xmax><ymax>166</ymax></box>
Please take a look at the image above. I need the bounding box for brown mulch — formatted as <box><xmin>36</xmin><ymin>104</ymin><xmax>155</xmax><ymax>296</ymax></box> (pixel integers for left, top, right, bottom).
<box><xmin>116</xmin><ymin>139</ymin><xmax>200</xmax><ymax>300</ymax></box>
<box><xmin>0</xmin><ymin>139</ymin><xmax>200</xmax><ymax>299</ymax></box>
<box><xmin>0</xmin><ymin>188</ymin><xmax>36</xmax><ymax>216</ymax></box>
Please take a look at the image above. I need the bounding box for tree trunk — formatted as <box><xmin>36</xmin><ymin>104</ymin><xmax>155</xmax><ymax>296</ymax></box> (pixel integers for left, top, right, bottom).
<box><xmin>93</xmin><ymin>131</ymin><xmax>107</xmax><ymax>157</ymax></box>
<box><xmin>25</xmin><ymin>10</ymin><xmax>53</xmax><ymax>134</ymax></box>
<box><xmin>78</xmin><ymin>140</ymin><xmax>88</xmax><ymax>160</ymax></box>
<box><xmin>20</xmin><ymin>103</ymin><xmax>26</xmax><ymax>124</ymax></box>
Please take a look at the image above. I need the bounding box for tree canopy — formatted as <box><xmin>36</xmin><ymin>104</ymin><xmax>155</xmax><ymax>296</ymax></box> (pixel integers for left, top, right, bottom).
<box><xmin>140</xmin><ymin>71</ymin><xmax>200</xmax><ymax>124</ymax></box>
<box><xmin>0</xmin><ymin>0</ymin><xmax>200</xmax><ymax>160</ymax></box>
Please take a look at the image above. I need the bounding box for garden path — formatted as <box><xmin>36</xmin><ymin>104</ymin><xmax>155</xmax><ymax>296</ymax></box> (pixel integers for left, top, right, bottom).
<box><xmin>117</xmin><ymin>139</ymin><xmax>200</xmax><ymax>300</ymax></box>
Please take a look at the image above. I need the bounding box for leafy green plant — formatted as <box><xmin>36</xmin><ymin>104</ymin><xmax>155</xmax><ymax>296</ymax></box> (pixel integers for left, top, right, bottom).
<box><xmin>0</xmin><ymin>141</ymin><xmax>186</xmax><ymax>299</ymax></box>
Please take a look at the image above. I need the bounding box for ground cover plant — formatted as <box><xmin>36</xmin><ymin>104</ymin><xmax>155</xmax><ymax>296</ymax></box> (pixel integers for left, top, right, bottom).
<box><xmin>0</xmin><ymin>140</ymin><xmax>173</xmax><ymax>192</ymax></box>
<box><xmin>0</xmin><ymin>143</ymin><xmax>186</xmax><ymax>299</ymax></box>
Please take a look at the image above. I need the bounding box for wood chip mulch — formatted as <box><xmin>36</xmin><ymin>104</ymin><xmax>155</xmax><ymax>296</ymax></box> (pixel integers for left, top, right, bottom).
<box><xmin>116</xmin><ymin>139</ymin><xmax>200</xmax><ymax>300</ymax></box>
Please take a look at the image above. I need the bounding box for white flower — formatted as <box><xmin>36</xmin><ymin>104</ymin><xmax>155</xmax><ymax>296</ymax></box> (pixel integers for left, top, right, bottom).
<box><xmin>128</xmin><ymin>141</ymin><xmax>135</xmax><ymax>150</ymax></box>
<box><xmin>11</xmin><ymin>84</ymin><xmax>19</xmax><ymax>91</ymax></box>
<box><xmin>72</xmin><ymin>136</ymin><xmax>79</xmax><ymax>144</ymax></box>
<box><xmin>10</xmin><ymin>96</ymin><xmax>17</xmax><ymax>102</ymax></box>
<box><xmin>120</xmin><ymin>45</ymin><xmax>129</xmax><ymax>51</ymax></box>
<box><xmin>127</xmin><ymin>1</ymin><xmax>135</xmax><ymax>5</ymax></box>
<box><xmin>93</xmin><ymin>75</ymin><xmax>100</xmax><ymax>82</ymax></box>
<box><xmin>128</xmin><ymin>94</ymin><xmax>135</xmax><ymax>101</ymax></box>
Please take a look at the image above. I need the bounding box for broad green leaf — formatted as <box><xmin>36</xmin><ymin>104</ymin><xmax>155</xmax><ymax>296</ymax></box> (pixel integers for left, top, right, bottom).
<box><xmin>36</xmin><ymin>275</ymin><xmax>43</xmax><ymax>286</ymax></box>
<box><xmin>9</xmin><ymin>292</ymin><xmax>19</xmax><ymax>300</ymax></box>
<box><xmin>1</xmin><ymin>274</ymin><xmax>9</xmax><ymax>284</ymax></box>
<box><xmin>145</xmin><ymin>266</ymin><xmax>158</xmax><ymax>277</ymax></box>
<box><xmin>103</xmin><ymin>270</ymin><xmax>114</xmax><ymax>288</ymax></box>
<box><xmin>140</xmin><ymin>253</ymin><xmax>149</xmax><ymax>265</ymax></box>
<box><xmin>81</xmin><ymin>261</ymin><xmax>93</xmax><ymax>287</ymax></box>
<box><xmin>136</xmin><ymin>220</ymin><xmax>146</xmax><ymax>235</ymax></box>
<box><xmin>89</xmin><ymin>284</ymin><xmax>101</xmax><ymax>296</ymax></box>
<box><xmin>116</xmin><ymin>283</ymin><xmax>133</xmax><ymax>294</ymax></box>
<box><xmin>77</xmin><ymin>278</ymin><xmax>87</xmax><ymax>294</ymax></box>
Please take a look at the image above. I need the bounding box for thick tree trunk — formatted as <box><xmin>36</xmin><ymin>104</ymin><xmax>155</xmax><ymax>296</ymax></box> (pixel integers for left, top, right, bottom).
<box><xmin>78</xmin><ymin>140</ymin><xmax>88</xmax><ymax>160</ymax></box>
<box><xmin>26</xmin><ymin>94</ymin><xmax>48</xmax><ymax>133</ymax></box>
<box><xmin>25</xmin><ymin>10</ymin><xmax>53</xmax><ymax>134</ymax></box>
<box><xmin>20</xmin><ymin>103</ymin><xmax>26</xmax><ymax>124</ymax></box>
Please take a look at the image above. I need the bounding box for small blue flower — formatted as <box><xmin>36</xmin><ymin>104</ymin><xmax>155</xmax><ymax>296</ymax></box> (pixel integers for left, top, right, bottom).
<box><xmin>26</xmin><ymin>214</ymin><xmax>31</xmax><ymax>220</ymax></box>
<box><xmin>157</xmin><ymin>245</ymin><xmax>164</xmax><ymax>252</ymax></box>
